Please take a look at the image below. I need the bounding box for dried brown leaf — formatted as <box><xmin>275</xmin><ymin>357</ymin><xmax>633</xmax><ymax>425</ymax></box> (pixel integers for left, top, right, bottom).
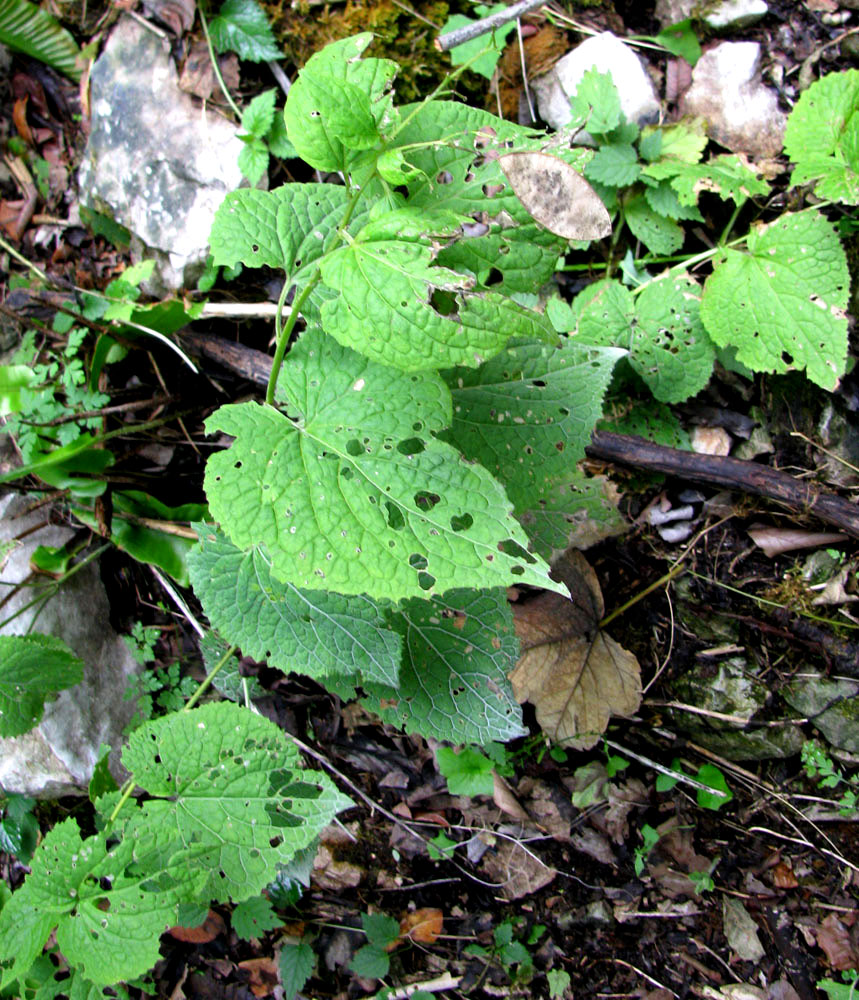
<box><xmin>510</xmin><ymin>551</ymin><xmax>641</xmax><ymax>749</ymax></box>
<box><xmin>817</xmin><ymin>914</ymin><xmax>859</xmax><ymax>970</ymax></box>
<box><xmin>499</xmin><ymin>152</ymin><xmax>612</xmax><ymax>240</ymax></box>
<box><xmin>492</xmin><ymin>773</ymin><xmax>530</xmax><ymax>823</ymax></box>
<box><xmin>168</xmin><ymin>909</ymin><xmax>226</xmax><ymax>943</ymax></box>
<box><xmin>399</xmin><ymin>908</ymin><xmax>444</xmax><ymax>944</ymax></box>
<box><xmin>481</xmin><ymin>837</ymin><xmax>557</xmax><ymax>900</ymax></box>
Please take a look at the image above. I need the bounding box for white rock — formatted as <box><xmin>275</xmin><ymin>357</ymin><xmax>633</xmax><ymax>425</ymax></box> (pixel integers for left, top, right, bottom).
<box><xmin>655</xmin><ymin>0</ymin><xmax>768</xmax><ymax>31</ymax></box>
<box><xmin>0</xmin><ymin>492</ymin><xmax>140</xmax><ymax>797</ymax></box>
<box><xmin>532</xmin><ymin>32</ymin><xmax>660</xmax><ymax>139</ymax></box>
<box><xmin>679</xmin><ymin>41</ymin><xmax>786</xmax><ymax>158</ymax></box>
<box><xmin>78</xmin><ymin>16</ymin><xmax>246</xmax><ymax>294</ymax></box>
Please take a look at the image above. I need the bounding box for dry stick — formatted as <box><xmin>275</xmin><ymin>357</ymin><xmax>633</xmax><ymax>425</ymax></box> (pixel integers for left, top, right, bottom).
<box><xmin>434</xmin><ymin>0</ymin><xmax>546</xmax><ymax>51</ymax></box>
<box><xmin>587</xmin><ymin>431</ymin><xmax>859</xmax><ymax>539</ymax></box>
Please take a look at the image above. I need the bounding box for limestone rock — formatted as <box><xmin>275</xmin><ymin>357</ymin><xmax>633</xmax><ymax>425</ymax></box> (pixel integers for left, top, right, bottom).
<box><xmin>532</xmin><ymin>32</ymin><xmax>660</xmax><ymax>139</ymax></box>
<box><xmin>655</xmin><ymin>0</ymin><xmax>768</xmax><ymax>31</ymax></box>
<box><xmin>679</xmin><ymin>41</ymin><xmax>786</xmax><ymax>158</ymax></box>
<box><xmin>78</xmin><ymin>16</ymin><xmax>246</xmax><ymax>294</ymax></box>
<box><xmin>0</xmin><ymin>493</ymin><xmax>140</xmax><ymax>797</ymax></box>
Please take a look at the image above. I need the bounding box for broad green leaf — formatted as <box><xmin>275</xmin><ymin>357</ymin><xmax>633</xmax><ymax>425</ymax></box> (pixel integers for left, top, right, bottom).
<box><xmin>0</xmin><ymin>634</ymin><xmax>84</xmax><ymax>737</ymax></box>
<box><xmin>600</xmin><ymin>399</ymin><xmax>691</xmax><ymax>449</ymax></box>
<box><xmin>395</xmin><ymin>101</ymin><xmax>591</xmax><ymax>293</ymax></box>
<box><xmin>363</xmin><ymin>912</ymin><xmax>400</xmax><ymax>947</ymax></box>
<box><xmin>231</xmin><ymin>896</ymin><xmax>281</xmax><ymax>939</ymax></box>
<box><xmin>238</xmin><ymin>139</ymin><xmax>270</xmax><ymax>185</ymax></box>
<box><xmin>784</xmin><ymin>69</ymin><xmax>859</xmax><ymax>204</ymax></box>
<box><xmin>624</xmin><ymin>193</ymin><xmax>684</xmax><ymax>255</ymax></box>
<box><xmin>0</xmin><ymin>818</ymin><xmax>206</xmax><ymax>989</ymax></box>
<box><xmin>437</xmin><ymin>746</ymin><xmax>494</xmax><ymax>796</ymax></box>
<box><xmin>204</xmin><ymin>329</ymin><xmax>561</xmax><ymax>600</ymax></box>
<box><xmin>655</xmin><ymin>18</ymin><xmax>701</xmax><ymax>66</ymax></box>
<box><xmin>584</xmin><ymin>142</ymin><xmax>640</xmax><ymax>187</ymax></box>
<box><xmin>284</xmin><ymin>34</ymin><xmax>397</xmax><ymax>171</ymax></box>
<box><xmin>121</xmin><ymin>702</ymin><xmax>351</xmax><ymax>902</ymax></box>
<box><xmin>569</xmin><ymin>69</ymin><xmax>622</xmax><ymax>135</ymax></box>
<box><xmin>700</xmin><ymin>211</ymin><xmax>849</xmax><ymax>389</ymax></box>
<box><xmin>646</xmin><ymin>153</ymin><xmax>769</xmax><ymax>207</ymax></box>
<box><xmin>363</xmin><ymin>588</ymin><xmax>526</xmax><ymax>744</ymax></box>
<box><xmin>0</xmin><ymin>364</ymin><xmax>34</xmax><ymax>415</ymax></box>
<box><xmin>643</xmin><ymin>180</ymin><xmax>703</xmax><ymax>221</ymax></box>
<box><xmin>442</xmin><ymin>4</ymin><xmax>515</xmax><ymax>80</ymax></box>
<box><xmin>188</xmin><ymin>527</ymin><xmax>401</xmax><ymax>687</ymax></box>
<box><xmin>350</xmin><ymin>944</ymin><xmax>389</xmax><ymax>979</ymax></box>
<box><xmin>0</xmin><ymin>0</ymin><xmax>81</xmax><ymax>80</ymax></box>
<box><xmin>574</xmin><ymin>276</ymin><xmax>714</xmax><ymax>402</ymax></box>
<box><xmin>441</xmin><ymin>338</ymin><xmax>623</xmax><ymax>518</ymax></box>
<box><xmin>280</xmin><ymin>939</ymin><xmax>315</xmax><ymax>1000</ymax></box>
<box><xmin>242</xmin><ymin>88</ymin><xmax>277</xmax><ymax>139</ymax></box>
<box><xmin>208</xmin><ymin>0</ymin><xmax>281</xmax><ymax>61</ymax></box>
<box><xmin>318</xmin><ymin>222</ymin><xmax>538</xmax><ymax>371</ymax></box>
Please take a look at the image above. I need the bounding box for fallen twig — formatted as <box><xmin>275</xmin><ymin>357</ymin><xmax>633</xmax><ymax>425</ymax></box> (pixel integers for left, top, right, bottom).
<box><xmin>434</xmin><ymin>0</ymin><xmax>546</xmax><ymax>52</ymax></box>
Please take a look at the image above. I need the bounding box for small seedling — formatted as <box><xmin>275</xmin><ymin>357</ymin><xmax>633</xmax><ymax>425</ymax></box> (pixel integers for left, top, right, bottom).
<box><xmin>633</xmin><ymin>823</ymin><xmax>661</xmax><ymax>876</ymax></box>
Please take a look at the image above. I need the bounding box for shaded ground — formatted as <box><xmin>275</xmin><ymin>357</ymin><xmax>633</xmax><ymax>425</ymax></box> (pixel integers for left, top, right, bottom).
<box><xmin>2</xmin><ymin>1</ymin><xmax>859</xmax><ymax>998</ymax></box>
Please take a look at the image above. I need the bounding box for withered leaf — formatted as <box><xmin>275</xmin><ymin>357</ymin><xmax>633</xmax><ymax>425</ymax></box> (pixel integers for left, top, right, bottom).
<box><xmin>499</xmin><ymin>152</ymin><xmax>612</xmax><ymax>241</ymax></box>
<box><xmin>510</xmin><ymin>550</ymin><xmax>641</xmax><ymax>749</ymax></box>
<box><xmin>399</xmin><ymin>908</ymin><xmax>444</xmax><ymax>944</ymax></box>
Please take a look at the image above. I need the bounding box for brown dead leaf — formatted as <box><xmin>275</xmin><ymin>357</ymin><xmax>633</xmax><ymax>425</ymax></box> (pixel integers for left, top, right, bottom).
<box><xmin>510</xmin><ymin>551</ymin><xmax>641</xmax><ymax>749</ymax></box>
<box><xmin>168</xmin><ymin>908</ymin><xmax>226</xmax><ymax>943</ymax></box>
<box><xmin>492</xmin><ymin>773</ymin><xmax>530</xmax><ymax>822</ymax></box>
<box><xmin>237</xmin><ymin>956</ymin><xmax>279</xmax><ymax>998</ymax></box>
<box><xmin>399</xmin><ymin>908</ymin><xmax>444</xmax><ymax>944</ymax></box>
<box><xmin>142</xmin><ymin>0</ymin><xmax>195</xmax><ymax>33</ymax></box>
<box><xmin>499</xmin><ymin>152</ymin><xmax>612</xmax><ymax>240</ymax></box>
<box><xmin>770</xmin><ymin>861</ymin><xmax>798</xmax><ymax>889</ymax></box>
<box><xmin>817</xmin><ymin>914</ymin><xmax>859</xmax><ymax>970</ymax></box>
<box><xmin>311</xmin><ymin>844</ymin><xmax>364</xmax><ymax>891</ymax></box>
<box><xmin>179</xmin><ymin>40</ymin><xmax>240</xmax><ymax>101</ymax></box>
<box><xmin>481</xmin><ymin>836</ymin><xmax>557</xmax><ymax>900</ymax></box>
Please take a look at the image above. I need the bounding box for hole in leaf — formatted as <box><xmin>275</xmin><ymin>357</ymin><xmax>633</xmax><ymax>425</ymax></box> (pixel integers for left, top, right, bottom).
<box><xmin>409</xmin><ymin>553</ymin><xmax>428</xmax><ymax>570</ymax></box>
<box><xmin>437</xmin><ymin>171</ymin><xmax>453</xmax><ymax>184</ymax></box>
<box><xmin>782</xmin><ymin>350</ymin><xmax>794</xmax><ymax>365</ymax></box>
<box><xmin>450</xmin><ymin>512</ymin><xmax>473</xmax><ymax>532</ymax></box>
<box><xmin>346</xmin><ymin>439</ymin><xmax>363</xmax><ymax>457</ymax></box>
<box><xmin>485</xmin><ymin>267</ymin><xmax>503</xmax><ymax>286</ymax></box>
<box><xmin>397</xmin><ymin>438</ymin><xmax>425</xmax><ymax>456</ymax></box>
<box><xmin>414</xmin><ymin>491</ymin><xmax>440</xmax><ymax>511</ymax></box>
<box><xmin>385</xmin><ymin>501</ymin><xmax>405</xmax><ymax>530</ymax></box>
<box><xmin>341</xmin><ymin>467</ymin><xmax>354</xmax><ymax>480</ymax></box>
<box><xmin>418</xmin><ymin>571</ymin><xmax>436</xmax><ymax>591</ymax></box>
<box><xmin>430</xmin><ymin>289</ymin><xmax>458</xmax><ymax>317</ymax></box>
<box><xmin>498</xmin><ymin>538</ymin><xmax>537</xmax><ymax>563</ymax></box>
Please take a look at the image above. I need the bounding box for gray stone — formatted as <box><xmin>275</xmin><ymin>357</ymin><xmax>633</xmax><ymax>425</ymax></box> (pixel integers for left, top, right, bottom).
<box><xmin>679</xmin><ymin>41</ymin><xmax>786</xmax><ymax>158</ymax></box>
<box><xmin>783</xmin><ymin>676</ymin><xmax>859</xmax><ymax>753</ymax></box>
<box><xmin>0</xmin><ymin>492</ymin><xmax>140</xmax><ymax>797</ymax></box>
<box><xmin>78</xmin><ymin>16</ymin><xmax>246</xmax><ymax>294</ymax></box>
<box><xmin>532</xmin><ymin>32</ymin><xmax>660</xmax><ymax>139</ymax></box>
<box><xmin>655</xmin><ymin>0</ymin><xmax>768</xmax><ymax>31</ymax></box>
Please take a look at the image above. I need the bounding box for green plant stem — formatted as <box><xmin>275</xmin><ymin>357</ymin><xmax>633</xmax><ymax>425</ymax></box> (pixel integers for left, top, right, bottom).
<box><xmin>717</xmin><ymin>199</ymin><xmax>744</xmax><ymax>246</ymax></box>
<box><xmin>197</xmin><ymin>3</ymin><xmax>242</xmax><ymax>120</ymax></box>
<box><xmin>108</xmin><ymin>642</ymin><xmax>238</xmax><ymax>823</ymax></box>
<box><xmin>0</xmin><ymin>233</ymin><xmax>49</xmax><ymax>283</ymax></box>
<box><xmin>0</xmin><ymin>544</ymin><xmax>110</xmax><ymax>631</ymax></box>
<box><xmin>599</xmin><ymin>562</ymin><xmax>686</xmax><ymax>629</ymax></box>
<box><xmin>265</xmin><ymin>188</ymin><xmax>363</xmax><ymax>405</ymax></box>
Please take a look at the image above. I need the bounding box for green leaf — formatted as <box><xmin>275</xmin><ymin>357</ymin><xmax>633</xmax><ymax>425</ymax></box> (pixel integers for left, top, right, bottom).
<box><xmin>242</xmin><ymin>88</ymin><xmax>277</xmax><ymax>139</ymax></box>
<box><xmin>547</xmin><ymin>968</ymin><xmax>572</xmax><ymax>999</ymax></box>
<box><xmin>238</xmin><ymin>140</ymin><xmax>270</xmax><ymax>185</ymax></box>
<box><xmin>198</xmin><ymin>631</ymin><xmax>265</xmax><ymax>703</ymax></box>
<box><xmin>695</xmin><ymin>764</ymin><xmax>732</xmax><ymax>811</ymax></box>
<box><xmin>643</xmin><ymin>179</ymin><xmax>703</xmax><ymax>221</ymax></box>
<box><xmin>0</xmin><ymin>364</ymin><xmax>34</xmax><ymax>415</ymax></box>
<box><xmin>363</xmin><ymin>912</ymin><xmax>400</xmax><ymax>948</ymax></box>
<box><xmin>284</xmin><ymin>34</ymin><xmax>396</xmax><ymax>171</ymax></box>
<box><xmin>279</xmin><ymin>939</ymin><xmax>314</xmax><ymax>1000</ymax></box>
<box><xmin>442</xmin><ymin>5</ymin><xmax>516</xmax><ymax>80</ymax></box>
<box><xmin>784</xmin><ymin>69</ymin><xmax>859</xmax><ymax>204</ymax></box>
<box><xmin>0</xmin><ymin>0</ymin><xmax>81</xmax><ymax>80</ymax></box>
<box><xmin>0</xmin><ymin>634</ymin><xmax>84</xmax><ymax>737</ymax></box>
<box><xmin>575</xmin><ymin>277</ymin><xmax>714</xmax><ymax>403</ymax></box>
<box><xmin>208</xmin><ymin>0</ymin><xmax>281</xmax><ymax>62</ymax></box>
<box><xmin>441</xmin><ymin>338</ymin><xmax>624</xmax><ymax>522</ymax></box>
<box><xmin>266</xmin><ymin>113</ymin><xmax>297</xmax><ymax>160</ymax></box>
<box><xmin>585</xmin><ymin>143</ymin><xmax>640</xmax><ymax>187</ymax></box>
<box><xmin>120</xmin><ymin>702</ymin><xmax>352</xmax><ymax>902</ymax></box>
<box><xmin>204</xmin><ymin>329</ymin><xmax>561</xmax><ymax>601</ymax></box>
<box><xmin>188</xmin><ymin>527</ymin><xmax>401</xmax><ymax>688</ymax></box>
<box><xmin>700</xmin><ymin>211</ymin><xmax>849</xmax><ymax>390</ymax></box>
<box><xmin>318</xmin><ymin>215</ymin><xmax>534</xmax><ymax>371</ymax></box>
<box><xmin>350</xmin><ymin>944</ymin><xmax>389</xmax><ymax>979</ymax></box>
<box><xmin>0</xmin><ymin>818</ymin><xmax>206</xmax><ymax>989</ymax></box>
<box><xmin>396</xmin><ymin>101</ymin><xmax>591</xmax><ymax>293</ymax></box>
<box><xmin>427</xmin><ymin>831</ymin><xmax>457</xmax><ymax>859</ymax></box>
<box><xmin>624</xmin><ymin>193</ymin><xmax>684</xmax><ymax>255</ymax></box>
<box><xmin>569</xmin><ymin>69</ymin><xmax>622</xmax><ymax>135</ymax></box>
<box><xmin>655</xmin><ymin>19</ymin><xmax>701</xmax><ymax>66</ymax></box>
<box><xmin>231</xmin><ymin>896</ymin><xmax>281</xmax><ymax>940</ymax></box>
<box><xmin>649</xmin><ymin>153</ymin><xmax>769</xmax><ymax>207</ymax></box>
<box><xmin>437</xmin><ymin>746</ymin><xmax>494</xmax><ymax>796</ymax></box>
<box><xmin>363</xmin><ymin>588</ymin><xmax>525</xmax><ymax>744</ymax></box>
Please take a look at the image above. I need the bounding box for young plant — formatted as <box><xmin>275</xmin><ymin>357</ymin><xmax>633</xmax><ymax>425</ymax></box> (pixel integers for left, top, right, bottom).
<box><xmin>802</xmin><ymin>740</ymin><xmax>858</xmax><ymax>816</ymax></box>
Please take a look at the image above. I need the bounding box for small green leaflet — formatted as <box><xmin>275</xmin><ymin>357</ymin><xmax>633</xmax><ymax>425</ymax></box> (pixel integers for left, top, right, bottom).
<box><xmin>784</xmin><ymin>69</ymin><xmax>859</xmax><ymax>205</ymax></box>
<box><xmin>569</xmin><ymin>69</ymin><xmax>622</xmax><ymax>136</ymax></box>
<box><xmin>362</xmin><ymin>588</ymin><xmax>525</xmax><ymax>745</ymax></box>
<box><xmin>0</xmin><ymin>818</ymin><xmax>206</xmax><ymax>988</ymax></box>
<box><xmin>585</xmin><ymin>142</ymin><xmax>640</xmax><ymax>187</ymax></box>
<box><xmin>396</xmin><ymin>101</ymin><xmax>591</xmax><ymax>293</ymax></box>
<box><xmin>119</xmin><ymin>702</ymin><xmax>352</xmax><ymax>902</ymax></box>
<box><xmin>700</xmin><ymin>211</ymin><xmax>849</xmax><ymax>390</ymax></box>
<box><xmin>442</xmin><ymin>4</ymin><xmax>516</xmax><ymax>80</ymax></box>
<box><xmin>654</xmin><ymin>18</ymin><xmax>701</xmax><ymax>66</ymax></box>
<box><xmin>280</xmin><ymin>939</ymin><xmax>315</xmax><ymax>1000</ymax></box>
<box><xmin>624</xmin><ymin>192</ymin><xmax>684</xmax><ymax>255</ymax></box>
<box><xmin>441</xmin><ymin>338</ymin><xmax>624</xmax><ymax>520</ymax></box>
<box><xmin>0</xmin><ymin>633</ymin><xmax>84</xmax><ymax>737</ymax></box>
<box><xmin>208</xmin><ymin>0</ymin><xmax>281</xmax><ymax>61</ymax></box>
<box><xmin>188</xmin><ymin>527</ymin><xmax>401</xmax><ymax>688</ymax></box>
<box><xmin>284</xmin><ymin>34</ymin><xmax>397</xmax><ymax>172</ymax></box>
<box><xmin>198</xmin><ymin>631</ymin><xmax>265</xmax><ymax>703</ymax></box>
<box><xmin>644</xmin><ymin>153</ymin><xmax>769</xmax><ymax>207</ymax></box>
<box><xmin>204</xmin><ymin>329</ymin><xmax>562</xmax><ymax>601</ymax></box>
<box><xmin>571</xmin><ymin>276</ymin><xmax>715</xmax><ymax>403</ymax></box>
<box><xmin>231</xmin><ymin>896</ymin><xmax>281</xmax><ymax>940</ymax></box>
<box><xmin>437</xmin><ymin>746</ymin><xmax>494</xmax><ymax>796</ymax></box>
<box><xmin>241</xmin><ymin>88</ymin><xmax>277</xmax><ymax>139</ymax></box>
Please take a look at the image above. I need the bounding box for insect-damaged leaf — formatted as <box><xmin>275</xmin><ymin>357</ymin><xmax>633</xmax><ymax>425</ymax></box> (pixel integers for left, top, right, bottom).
<box><xmin>510</xmin><ymin>550</ymin><xmax>641</xmax><ymax>749</ymax></box>
<box><xmin>498</xmin><ymin>152</ymin><xmax>611</xmax><ymax>240</ymax></box>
